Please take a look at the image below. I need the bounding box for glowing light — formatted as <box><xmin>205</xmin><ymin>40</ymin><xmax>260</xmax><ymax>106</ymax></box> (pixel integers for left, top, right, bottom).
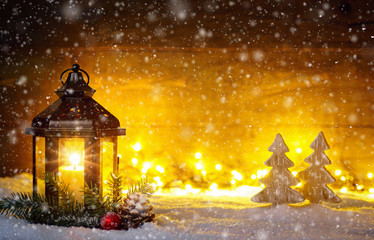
<box><xmin>122</xmin><ymin>189</ymin><xmax>128</xmax><ymax>194</ymax></box>
<box><xmin>296</xmin><ymin>182</ymin><xmax>302</xmax><ymax>187</ymax></box>
<box><xmin>143</xmin><ymin>161</ymin><xmax>152</xmax><ymax>169</ymax></box>
<box><xmin>141</xmin><ymin>168</ymin><xmax>148</xmax><ymax>173</ymax></box>
<box><xmin>369</xmin><ymin>188</ymin><xmax>374</xmax><ymax>194</ymax></box>
<box><xmin>257</xmin><ymin>169</ymin><xmax>268</xmax><ymax>178</ymax></box>
<box><xmin>368</xmin><ymin>173</ymin><xmax>373</xmax><ymax>179</ymax></box>
<box><xmin>186</xmin><ymin>184</ymin><xmax>192</xmax><ymax>190</ymax></box>
<box><xmin>195</xmin><ymin>162</ymin><xmax>203</xmax><ymax>170</ymax></box>
<box><xmin>195</xmin><ymin>152</ymin><xmax>202</xmax><ymax>159</ymax></box>
<box><xmin>251</xmin><ymin>174</ymin><xmax>257</xmax><ymax>180</ymax></box>
<box><xmin>335</xmin><ymin>170</ymin><xmax>342</xmax><ymax>176</ymax></box>
<box><xmin>154</xmin><ymin>177</ymin><xmax>163</xmax><ymax>187</ymax></box>
<box><xmin>156</xmin><ymin>165</ymin><xmax>165</xmax><ymax>173</ymax></box>
<box><xmin>103</xmin><ymin>148</ymin><xmax>106</xmax><ymax>153</ymax></box>
<box><xmin>202</xmin><ymin>170</ymin><xmax>207</xmax><ymax>175</ymax></box>
<box><xmin>340</xmin><ymin>176</ymin><xmax>346</xmax><ymax>181</ymax></box>
<box><xmin>133</xmin><ymin>142</ymin><xmax>142</xmax><ymax>151</ymax></box>
<box><xmin>117</xmin><ymin>154</ymin><xmax>122</xmax><ymax>158</ymax></box>
<box><xmin>296</xmin><ymin>148</ymin><xmax>302</xmax><ymax>153</ymax></box>
<box><xmin>232</xmin><ymin>170</ymin><xmax>243</xmax><ymax>181</ymax></box>
<box><xmin>215</xmin><ymin>164</ymin><xmax>222</xmax><ymax>171</ymax></box>
<box><xmin>357</xmin><ymin>185</ymin><xmax>363</xmax><ymax>190</ymax></box>
<box><xmin>132</xmin><ymin>158</ymin><xmax>138</xmax><ymax>165</ymax></box>
<box><xmin>340</xmin><ymin>187</ymin><xmax>348</xmax><ymax>193</ymax></box>
<box><xmin>260</xmin><ymin>184</ymin><xmax>265</xmax><ymax>188</ymax></box>
<box><xmin>231</xmin><ymin>179</ymin><xmax>236</xmax><ymax>184</ymax></box>
<box><xmin>69</xmin><ymin>153</ymin><xmax>80</xmax><ymax>166</ymax></box>
<box><xmin>210</xmin><ymin>183</ymin><xmax>218</xmax><ymax>190</ymax></box>
<box><xmin>292</xmin><ymin>171</ymin><xmax>298</xmax><ymax>177</ymax></box>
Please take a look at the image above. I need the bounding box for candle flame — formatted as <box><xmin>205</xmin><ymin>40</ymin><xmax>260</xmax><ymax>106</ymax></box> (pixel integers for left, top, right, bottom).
<box><xmin>69</xmin><ymin>153</ymin><xmax>81</xmax><ymax>170</ymax></box>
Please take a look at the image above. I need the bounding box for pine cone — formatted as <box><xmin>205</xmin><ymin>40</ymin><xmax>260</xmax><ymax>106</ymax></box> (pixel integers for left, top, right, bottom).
<box><xmin>120</xmin><ymin>193</ymin><xmax>155</xmax><ymax>228</ymax></box>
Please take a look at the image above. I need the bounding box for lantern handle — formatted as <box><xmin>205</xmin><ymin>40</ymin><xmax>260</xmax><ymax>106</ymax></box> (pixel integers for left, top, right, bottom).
<box><xmin>60</xmin><ymin>64</ymin><xmax>90</xmax><ymax>85</ymax></box>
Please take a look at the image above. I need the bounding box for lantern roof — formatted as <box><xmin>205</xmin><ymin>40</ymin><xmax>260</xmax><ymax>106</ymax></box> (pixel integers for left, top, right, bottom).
<box><xmin>26</xmin><ymin>64</ymin><xmax>126</xmax><ymax>138</ymax></box>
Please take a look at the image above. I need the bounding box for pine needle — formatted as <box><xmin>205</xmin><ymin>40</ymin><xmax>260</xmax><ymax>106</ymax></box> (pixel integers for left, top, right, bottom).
<box><xmin>128</xmin><ymin>176</ymin><xmax>155</xmax><ymax>197</ymax></box>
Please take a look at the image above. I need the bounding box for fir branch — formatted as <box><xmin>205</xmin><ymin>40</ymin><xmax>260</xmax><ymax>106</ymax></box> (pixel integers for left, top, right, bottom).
<box><xmin>0</xmin><ymin>173</ymin><xmax>156</xmax><ymax>229</ymax></box>
<box><xmin>44</xmin><ymin>172</ymin><xmax>83</xmax><ymax>214</ymax></box>
<box><xmin>105</xmin><ymin>173</ymin><xmax>124</xmax><ymax>211</ymax></box>
<box><xmin>0</xmin><ymin>192</ymin><xmax>50</xmax><ymax>220</ymax></box>
<box><xmin>82</xmin><ymin>183</ymin><xmax>109</xmax><ymax>217</ymax></box>
<box><xmin>128</xmin><ymin>177</ymin><xmax>155</xmax><ymax>197</ymax></box>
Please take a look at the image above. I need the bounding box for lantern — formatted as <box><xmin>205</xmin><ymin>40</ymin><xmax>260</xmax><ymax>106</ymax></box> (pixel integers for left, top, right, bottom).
<box><xmin>26</xmin><ymin>64</ymin><xmax>126</xmax><ymax>202</ymax></box>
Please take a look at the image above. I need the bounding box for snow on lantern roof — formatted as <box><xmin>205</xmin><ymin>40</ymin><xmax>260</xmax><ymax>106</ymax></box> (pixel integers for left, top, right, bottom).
<box><xmin>25</xmin><ymin>64</ymin><xmax>126</xmax><ymax>138</ymax></box>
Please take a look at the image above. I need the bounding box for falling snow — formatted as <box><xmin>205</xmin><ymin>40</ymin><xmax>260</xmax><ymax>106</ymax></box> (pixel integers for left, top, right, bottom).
<box><xmin>0</xmin><ymin>0</ymin><xmax>374</xmax><ymax>238</ymax></box>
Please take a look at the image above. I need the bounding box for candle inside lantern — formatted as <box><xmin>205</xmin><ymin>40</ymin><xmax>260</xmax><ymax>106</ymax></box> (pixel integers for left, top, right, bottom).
<box><xmin>59</xmin><ymin>152</ymin><xmax>84</xmax><ymax>202</ymax></box>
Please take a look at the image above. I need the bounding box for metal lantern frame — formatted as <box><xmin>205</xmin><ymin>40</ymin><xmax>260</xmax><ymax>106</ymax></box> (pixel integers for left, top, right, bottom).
<box><xmin>26</xmin><ymin>64</ymin><xmax>126</xmax><ymax>201</ymax></box>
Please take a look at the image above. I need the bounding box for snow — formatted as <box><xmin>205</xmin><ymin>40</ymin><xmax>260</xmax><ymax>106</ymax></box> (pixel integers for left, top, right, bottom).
<box><xmin>1</xmin><ymin>174</ymin><xmax>374</xmax><ymax>239</ymax></box>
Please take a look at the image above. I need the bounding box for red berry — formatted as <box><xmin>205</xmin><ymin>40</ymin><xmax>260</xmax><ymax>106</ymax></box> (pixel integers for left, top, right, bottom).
<box><xmin>100</xmin><ymin>212</ymin><xmax>121</xmax><ymax>230</ymax></box>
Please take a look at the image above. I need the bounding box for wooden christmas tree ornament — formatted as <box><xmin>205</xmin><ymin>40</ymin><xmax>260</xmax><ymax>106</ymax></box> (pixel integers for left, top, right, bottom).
<box><xmin>298</xmin><ymin>132</ymin><xmax>342</xmax><ymax>203</ymax></box>
<box><xmin>252</xmin><ymin>134</ymin><xmax>304</xmax><ymax>206</ymax></box>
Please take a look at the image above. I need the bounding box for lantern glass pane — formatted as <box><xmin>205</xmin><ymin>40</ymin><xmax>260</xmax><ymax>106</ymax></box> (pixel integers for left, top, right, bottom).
<box><xmin>101</xmin><ymin>138</ymin><xmax>114</xmax><ymax>195</ymax></box>
<box><xmin>35</xmin><ymin>137</ymin><xmax>45</xmax><ymax>195</ymax></box>
<box><xmin>58</xmin><ymin>138</ymin><xmax>85</xmax><ymax>202</ymax></box>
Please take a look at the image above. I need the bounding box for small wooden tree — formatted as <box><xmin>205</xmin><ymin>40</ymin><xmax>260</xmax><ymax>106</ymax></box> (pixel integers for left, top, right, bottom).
<box><xmin>298</xmin><ymin>132</ymin><xmax>341</xmax><ymax>203</ymax></box>
<box><xmin>252</xmin><ymin>134</ymin><xmax>304</xmax><ymax>206</ymax></box>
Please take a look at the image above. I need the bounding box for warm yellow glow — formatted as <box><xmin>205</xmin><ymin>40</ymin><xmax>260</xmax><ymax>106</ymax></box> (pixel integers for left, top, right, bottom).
<box><xmin>195</xmin><ymin>152</ymin><xmax>202</xmax><ymax>159</ymax></box>
<box><xmin>142</xmin><ymin>162</ymin><xmax>152</xmax><ymax>173</ymax></box>
<box><xmin>154</xmin><ymin>177</ymin><xmax>163</xmax><ymax>187</ymax></box>
<box><xmin>357</xmin><ymin>185</ymin><xmax>363</xmax><ymax>190</ymax></box>
<box><xmin>231</xmin><ymin>179</ymin><xmax>236</xmax><ymax>184</ymax></box>
<box><xmin>369</xmin><ymin>188</ymin><xmax>374</xmax><ymax>194</ymax></box>
<box><xmin>340</xmin><ymin>187</ymin><xmax>348</xmax><ymax>193</ymax></box>
<box><xmin>215</xmin><ymin>164</ymin><xmax>222</xmax><ymax>171</ymax></box>
<box><xmin>117</xmin><ymin>154</ymin><xmax>122</xmax><ymax>158</ymax></box>
<box><xmin>59</xmin><ymin>165</ymin><xmax>84</xmax><ymax>202</ymax></box>
<box><xmin>292</xmin><ymin>171</ymin><xmax>298</xmax><ymax>177</ymax></box>
<box><xmin>133</xmin><ymin>142</ymin><xmax>142</xmax><ymax>151</ymax></box>
<box><xmin>60</xmin><ymin>165</ymin><xmax>84</xmax><ymax>171</ymax></box>
<box><xmin>184</xmin><ymin>184</ymin><xmax>201</xmax><ymax>194</ymax></box>
<box><xmin>368</xmin><ymin>173</ymin><xmax>373</xmax><ymax>179</ymax></box>
<box><xmin>296</xmin><ymin>148</ymin><xmax>302</xmax><ymax>153</ymax></box>
<box><xmin>341</xmin><ymin>176</ymin><xmax>346</xmax><ymax>181</ymax></box>
<box><xmin>195</xmin><ymin>162</ymin><xmax>203</xmax><ymax>170</ymax></box>
<box><xmin>143</xmin><ymin>161</ymin><xmax>152</xmax><ymax>169</ymax></box>
<box><xmin>103</xmin><ymin>148</ymin><xmax>106</xmax><ymax>153</ymax></box>
<box><xmin>132</xmin><ymin>158</ymin><xmax>138</xmax><ymax>165</ymax></box>
<box><xmin>156</xmin><ymin>165</ymin><xmax>165</xmax><ymax>173</ymax></box>
<box><xmin>335</xmin><ymin>170</ymin><xmax>342</xmax><ymax>176</ymax></box>
<box><xmin>122</xmin><ymin>189</ymin><xmax>128</xmax><ymax>194</ymax></box>
<box><xmin>69</xmin><ymin>153</ymin><xmax>81</xmax><ymax>166</ymax></box>
<box><xmin>202</xmin><ymin>170</ymin><xmax>207</xmax><ymax>175</ymax></box>
<box><xmin>210</xmin><ymin>183</ymin><xmax>218</xmax><ymax>190</ymax></box>
<box><xmin>251</xmin><ymin>174</ymin><xmax>256</xmax><ymax>180</ymax></box>
<box><xmin>232</xmin><ymin>170</ymin><xmax>243</xmax><ymax>181</ymax></box>
<box><xmin>257</xmin><ymin>169</ymin><xmax>268</xmax><ymax>178</ymax></box>
<box><xmin>296</xmin><ymin>182</ymin><xmax>302</xmax><ymax>187</ymax></box>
